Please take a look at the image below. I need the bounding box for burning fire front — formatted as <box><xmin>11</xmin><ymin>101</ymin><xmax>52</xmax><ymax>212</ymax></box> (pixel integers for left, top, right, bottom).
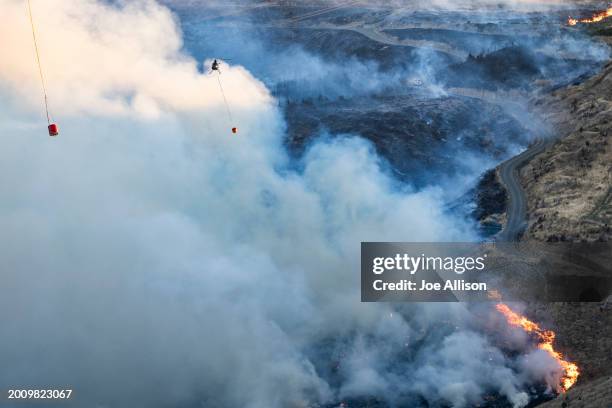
<box><xmin>495</xmin><ymin>303</ymin><xmax>580</xmax><ymax>392</ymax></box>
<box><xmin>568</xmin><ymin>7</ymin><xmax>612</xmax><ymax>26</ymax></box>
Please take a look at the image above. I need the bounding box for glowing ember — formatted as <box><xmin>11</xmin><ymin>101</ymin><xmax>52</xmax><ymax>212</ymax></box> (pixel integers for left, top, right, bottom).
<box><xmin>568</xmin><ymin>7</ymin><xmax>612</xmax><ymax>26</ymax></box>
<box><xmin>495</xmin><ymin>303</ymin><xmax>580</xmax><ymax>392</ymax></box>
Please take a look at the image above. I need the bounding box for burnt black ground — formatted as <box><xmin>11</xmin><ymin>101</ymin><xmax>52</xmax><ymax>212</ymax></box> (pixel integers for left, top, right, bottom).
<box><xmin>284</xmin><ymin>93</ymin><xmax>527</xmax><ymax>188</ymax></box>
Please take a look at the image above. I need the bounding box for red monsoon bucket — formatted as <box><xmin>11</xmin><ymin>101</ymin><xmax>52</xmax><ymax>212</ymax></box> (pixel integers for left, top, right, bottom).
<box><xmin>48</xmin><ymin>123</ymin><xmax>59</xmax><ymax>136</ymax></box>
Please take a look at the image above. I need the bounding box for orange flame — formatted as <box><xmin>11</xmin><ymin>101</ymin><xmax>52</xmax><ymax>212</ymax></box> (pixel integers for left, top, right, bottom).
<box><xmin>568</xmin><ymin>7</ymin><xmax>612</xmax><ymax>26</ymax></box>
<box><xmin>495</xmin><ymin>303</ymin><xmax>579</xmax><ymax>392</ymax></box>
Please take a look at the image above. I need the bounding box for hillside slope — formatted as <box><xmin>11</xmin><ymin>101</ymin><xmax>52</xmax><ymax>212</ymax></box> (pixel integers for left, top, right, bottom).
<box><xmin>522</xmin><ymin>61</ymin><xmax>612</xmax><ymax>242</ymax></box>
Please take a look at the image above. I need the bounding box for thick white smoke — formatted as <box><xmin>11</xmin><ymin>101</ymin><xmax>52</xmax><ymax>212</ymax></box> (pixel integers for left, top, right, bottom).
<box><xmin>0</xmin><ymin>1</ymin><xmax>569</xmax><ymax>407</ymax></box>
<box><xmin>0</xmin><ymin>0</ymin><xmax>270</xmax><ymax>118</ymax></box>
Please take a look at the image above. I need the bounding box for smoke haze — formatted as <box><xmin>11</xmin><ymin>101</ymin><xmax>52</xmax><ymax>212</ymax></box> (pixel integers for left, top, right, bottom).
<box><xmin>0</xmin><ymin>1</ymin><xmax>596</xmax><ymax>407</ymax></box>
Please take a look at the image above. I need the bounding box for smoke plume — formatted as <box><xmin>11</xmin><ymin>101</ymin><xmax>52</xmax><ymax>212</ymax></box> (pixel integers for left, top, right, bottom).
<box><xmin>0</xmin><ymin>1</ymin><xmax>591</xmax><ymax>407</ymax></box>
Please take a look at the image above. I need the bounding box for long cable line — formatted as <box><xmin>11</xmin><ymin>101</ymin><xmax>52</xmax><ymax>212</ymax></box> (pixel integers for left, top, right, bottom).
<box><xmin>216</xmin><ymin>71</ymin><xmax>235</xmax><ymax>132</ymax></box>
<box><xmin>26</xmin><ymin>0</ymin><xmax>51</xmax><ymax>125</ymax></box>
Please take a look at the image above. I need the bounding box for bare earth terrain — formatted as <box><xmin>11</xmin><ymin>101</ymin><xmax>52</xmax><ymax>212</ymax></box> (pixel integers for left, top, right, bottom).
<box><xmin>522</xmin><ymin>62</ymin><xmax>612</xmax><ymax>242</ymax></box>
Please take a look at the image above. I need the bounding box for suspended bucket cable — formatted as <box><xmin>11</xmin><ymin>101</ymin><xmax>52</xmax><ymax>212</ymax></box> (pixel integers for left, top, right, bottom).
<box><xmin>215</xmin><ymin>71</ymin><xmax>237</xmax><ymax>134</ymax></box>
<box><xmin>26</xmin><ymin>0</ymin><xmax>58</xmax><ymax>136</ymax></box>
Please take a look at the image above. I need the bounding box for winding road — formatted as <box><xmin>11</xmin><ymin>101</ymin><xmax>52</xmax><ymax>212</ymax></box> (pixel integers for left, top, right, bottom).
<box><xmin>442</xmin><ymin>89</ymin><xmax>551</xmax><ymax>242</ymax></box>
<box><xmin>497</xmin><ymin>137</ymin><xmax>552</xmax><ymax>242</ymax></box>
